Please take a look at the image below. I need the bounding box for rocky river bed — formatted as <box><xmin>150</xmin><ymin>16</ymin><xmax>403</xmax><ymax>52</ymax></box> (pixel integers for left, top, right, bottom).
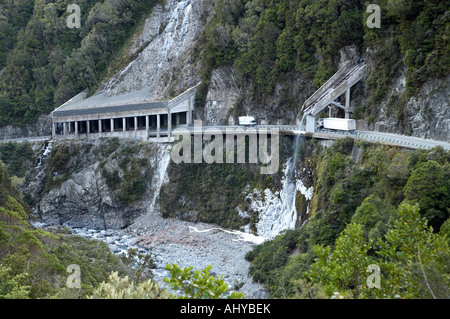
<box><xmin>63</xmin><ymin>207</ymin><xmax>269</xmax><ymax>299</ymax></box>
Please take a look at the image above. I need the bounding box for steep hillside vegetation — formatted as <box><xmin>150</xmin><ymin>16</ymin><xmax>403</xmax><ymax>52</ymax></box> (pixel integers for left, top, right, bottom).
<box><xmin>2</xmin><ymin>0</ymin><xmax>447</xmax><ymax>137</ymax></box>
<box><xmin>0</xmin><ymin>0</ymin><xmax>161</xmax><ymax>126</ymax></box>
<box><xmin>245</xmin><ymin>138</ymin><xmax>450</xmax><ymax>298</ymax></box>
<box><xmin>0</xmin><ymin>159</ymin><xmax>126</xmax><ymax>298</ymax></box>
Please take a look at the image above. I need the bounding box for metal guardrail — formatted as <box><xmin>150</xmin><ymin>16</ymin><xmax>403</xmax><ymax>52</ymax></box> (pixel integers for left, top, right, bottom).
<box><xmin>0</xmin><ymin>136</ymin><xmax>51</xmax><ymax>144</ymax></box>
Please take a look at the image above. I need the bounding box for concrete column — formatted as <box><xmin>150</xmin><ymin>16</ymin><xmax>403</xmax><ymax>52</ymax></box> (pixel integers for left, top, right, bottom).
<box><xmin>123</xmin><ymin>118</ymin><xmax>126</xmax><ymax>132</ymax></box>
<box><xmin>99</xmin><ymin>119</ymin><xmax>102</xmax><ymax>133</ymax></box>
<box><xmin>345</xmin><ymin>88</ymin><xmax>351</xmax><ymax>119</ymax></box>
<box><xmin>168</xmin><ymin>111</ymin><xmax>172</xmax><ymax>138</ymax></box>
<box><xmin>134</xmin><ymin>117</ymin><xmax>138</xmax><ymax>131</ymax></box>
<box><xmin>306</xmin><ymin>115</ymin><xmax>315</xmax><ymax>133</ymax></box>
<box><xmin>187</xmin><ymin>96</ymin><xmax>192</xmax><ymax>125</ymax></box>
<box><xmin>52</xmin><ymin>121</ymin><xmax>56</xmax><ymax>138</ymax></box>
<box><xmin>75</xmin><ymin>121</ymin><xmax>78</xmax><ymax>135</ymax></box>
<box><xmin>157</xmin><ymin>114</ymin><xmax>161</xmax><ymax>138</ymax></box>
<box><xmin>345</xmin><ymin>88</ymin><xmax>350</xmax><ymax>108</ymax></box>
<box><xmin>146</xmin><ymin>115</ymin><xmax>149</xmax><ymax>131</ymax></box>
<box><xmin>111</xmin><ymin>119</ymin><xmax>114</xmax><ymax>133</ymax></box>
<box><xmin>63</xmin><ymin>122</ymin><xmax>67</xmax><ymax>136</ymax></box>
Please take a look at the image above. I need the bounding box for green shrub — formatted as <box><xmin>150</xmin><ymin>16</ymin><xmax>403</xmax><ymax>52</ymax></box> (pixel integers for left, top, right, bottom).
<box><xmin>0</xmin><ymin>142</ymin><xmax>38</xmax><ymax>178</ymax></box>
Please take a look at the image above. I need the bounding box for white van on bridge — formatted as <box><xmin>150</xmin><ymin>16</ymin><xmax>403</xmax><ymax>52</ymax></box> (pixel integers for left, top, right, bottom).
<box><xmin>239</xmin><ymin>116</ymin><xmax>257</xmax><ymax>126</ymax></box>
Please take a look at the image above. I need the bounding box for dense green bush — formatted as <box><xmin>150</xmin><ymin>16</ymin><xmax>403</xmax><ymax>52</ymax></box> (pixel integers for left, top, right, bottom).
<box><xmin>246</xmin><ymin>139</ymin><xmax>450</xmax><ymax>298</ymax></box>
<box><xmin>0</xmin><ymin>0</ymin><xmax>162</xmax><ymax>126</ymax></box>
<box><xmin>0</xmin><ymin>159</ymin><xmax>125</xmax><ymax>299</ymax></box>
<box><xmin>0</xmin><ymin>142</ymin><xmax>38</xmax><ymax>178</ymax></box>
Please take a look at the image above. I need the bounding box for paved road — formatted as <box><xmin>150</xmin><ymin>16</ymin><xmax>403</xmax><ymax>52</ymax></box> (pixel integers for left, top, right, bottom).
<box><xmin>1</xmin><ymin>126</ymin><xmax>449</xmax><ymax>151</ymax></box>
<box><xmin>313</xmin><ymin>130</ymin><xmax>450</xmax><ymax>150</ymax></box>
<box><xmin>180</xmin><ymin>125</ymin><xmax>450</xmax><ymax>151</ymax></box>
<box><xmin>0</xmin><ymin>136</ymin><xmax>51</xmax><ymax>144</ymax></box>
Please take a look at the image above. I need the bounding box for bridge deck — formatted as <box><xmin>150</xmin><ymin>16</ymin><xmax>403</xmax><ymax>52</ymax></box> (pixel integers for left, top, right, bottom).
<box><xmin>1</xmin><ymin>126</ymin><xmax>448</xmax><ymax>151</ymax></box>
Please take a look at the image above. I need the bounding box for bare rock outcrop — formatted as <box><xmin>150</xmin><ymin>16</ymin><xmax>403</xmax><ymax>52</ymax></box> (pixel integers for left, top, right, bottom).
<box><xmin>102</xmin><ymin>0</ymin><xmax>215</xmax><ymax>99</ymax></box>
<box><xmin>26</xmin><ymin>139</ymin><xmax>171</xmax><ymax>230</ymax></box>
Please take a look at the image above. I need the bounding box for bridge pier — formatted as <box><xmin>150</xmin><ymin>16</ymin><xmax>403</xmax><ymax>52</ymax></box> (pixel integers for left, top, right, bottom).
<box><xmin>157</xmin><ymin>114</ymin><xmax>161</xmax><ymax>139</ymax></box>
<box><xmin>345</xmin><ymin>88</ymin><xmax>352</xmax><ymax>119</ymax></box>
<box><xmin>305</xmin><ymin>115</ymin><xmax>316</xmax><ymax>133</ymax></box>
<box><xmin>168</xmin><ymin>111</ymin><xmax>172</xmax><ymax>138</ymax></box>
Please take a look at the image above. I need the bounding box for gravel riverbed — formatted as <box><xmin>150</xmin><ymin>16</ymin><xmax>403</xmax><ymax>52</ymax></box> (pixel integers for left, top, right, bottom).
<box><xmin>68</xmin><ymin>207</ymin><xmax>269</xmax><ymax>299</ymax></box>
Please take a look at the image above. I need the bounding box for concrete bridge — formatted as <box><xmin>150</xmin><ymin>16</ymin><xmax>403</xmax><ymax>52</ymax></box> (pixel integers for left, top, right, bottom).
<box><xmin>1</xmin><ymin>124</ymin><xmax>449</xmax><ymax>151</ymax></box>
<box><xmin>174</xmin><ymin>125</ymin><xmax>450</xmax><ymax>151</ymax></box>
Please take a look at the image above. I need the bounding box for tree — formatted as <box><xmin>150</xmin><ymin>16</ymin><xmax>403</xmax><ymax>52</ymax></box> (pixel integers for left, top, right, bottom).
<box><xmin>119</xmin><ymin>248</ymin><xmax>155</xmax><ymax>284</ymax></box>
<box><xmin>163</xmin><ymin>264</ymin><xmax>244</xmax><ymax>299</ymax></box>
<box><xmin>351</xmin><ymin>195</ymin><xmax>397</xmax><ymax>243</ymax></box>
<box><xmin>88</xmin><ymin>272</ymin><xmax>168</xmax><ymax>299</ymax></box>
<box><xmin>377</xmin><ymin>202</ymin><xmax>450</xmax><ymax>298</ymax></box>
<box><xmin>0</xmin><ymin>265</ymin><xmax>30</xmax><ymax>299</ymax></box>
<box><xmin>387</xmin><ymin>152</ymin><xmax>411</xmax><ymax>184</ymax></box>
<box><xmin>308</xmin><ymin>223</ymin><xmax>375</xmax><ymax>298</ymax></box>
<box><xmin>403</xmin><ymin>160</ymin><xmax>449</xmax><ymax>231</ymax></box>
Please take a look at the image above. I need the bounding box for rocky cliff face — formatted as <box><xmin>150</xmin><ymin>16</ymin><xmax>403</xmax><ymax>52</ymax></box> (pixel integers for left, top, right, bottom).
<box><xmin>403</xmin><ymin>76</ymin><xmax>449</xmax><ymax>141</ymax></box>
<box><xmin>203</xmin><ymin>66</ymin><xmax>240</xmax><ymax>125</ymax></box>
<box><xmin>101</xmin><ymin>0</ymin><xmax>214</xmax><ymax>99</ymax></box>
<box><xmin>360</xmin><ymin>63</ymin><xmax>449</xmax><ymax>142</ymax></box>
<box><xmin>0</xmin><ymin>115</ymin><xmax>51</xmax><ymax>140</ymax></box>
<box><xmin>26</xmin><ymin>139</ymin><xmax>171</xmax><ymax>230</ymax></box>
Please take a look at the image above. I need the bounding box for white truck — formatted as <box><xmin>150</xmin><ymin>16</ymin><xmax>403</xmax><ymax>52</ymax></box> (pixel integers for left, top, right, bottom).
<box><xmin>239</xmin><ymin>116</ymin><xmax>257</xmax><ymax>126</ymax></box>
<box><xmin>317</xmin><ymin>118</ymin><xmax>356</xmax><ymax>131</ymax></box>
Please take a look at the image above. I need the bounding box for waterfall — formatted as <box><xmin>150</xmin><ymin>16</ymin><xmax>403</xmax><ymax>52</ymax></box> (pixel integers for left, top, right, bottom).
<box><xmin>250</xmin><ymin>134</ymin><xmax>311</xmax><ymax>240</ymax></box>
<box><xmin>102</xmin><ymin>0</ymin><xmax>200</xmax><ymax>97</ymax></box>
<box><xmin>35</xmin><ymin>141</ymin><xmax>52</xmax><ymax>169</ymax></box>
<box><xmin>148</xmin><ymin>145</ymin><xmax>171</xmax><ymax>213</ymax></box>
